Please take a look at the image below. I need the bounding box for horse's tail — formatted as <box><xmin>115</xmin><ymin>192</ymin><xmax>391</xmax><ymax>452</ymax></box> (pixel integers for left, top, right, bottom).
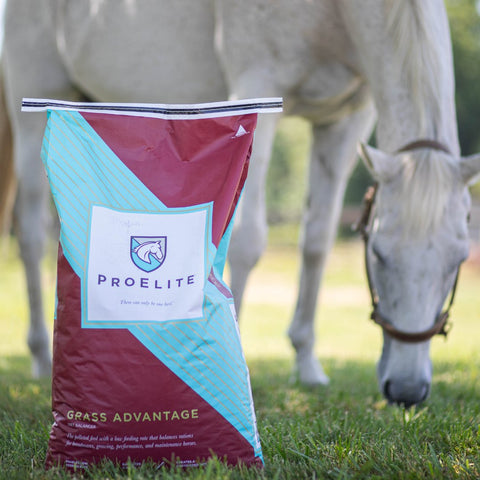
<box><xmin>0</xmin><ymin>68</ymin><xmax>15</xmax><ymax>235</ymax></box>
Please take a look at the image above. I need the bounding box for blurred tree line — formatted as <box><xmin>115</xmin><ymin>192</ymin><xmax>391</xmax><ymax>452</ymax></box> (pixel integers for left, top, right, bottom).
<box><xmin>266</xmin><ymin>0</ymin><xmax>480</xmax><ymax>225</ymax></box>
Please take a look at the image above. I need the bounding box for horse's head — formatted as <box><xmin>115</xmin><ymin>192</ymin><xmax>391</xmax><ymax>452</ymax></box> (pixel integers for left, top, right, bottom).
<box><xmin>359</xmin><ymin>142</ymin><xmax>480</xmax><ymax>406</ymax></box>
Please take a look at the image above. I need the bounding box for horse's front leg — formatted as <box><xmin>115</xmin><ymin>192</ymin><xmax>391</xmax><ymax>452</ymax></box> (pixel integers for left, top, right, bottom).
<box><xmin>288</xmin><ymin>105</ymin><xmax>375</xmax><ymax>385</ymax></box>
<box><xmin>13</xmin><ymin>122</ymin><xmax>53</xmax><ymax>378</ymax></box>
<box><xmin>228</xmin><ymin>112</ymin><xmax>280</xmax><ymax>315</ymax></box>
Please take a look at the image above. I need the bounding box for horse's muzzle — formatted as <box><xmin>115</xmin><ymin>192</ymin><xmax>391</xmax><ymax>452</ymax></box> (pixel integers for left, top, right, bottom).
<box><xmin>383</xmin><ymin>379</ymin><xmax>430</xmax><ymax>407</ymax></box>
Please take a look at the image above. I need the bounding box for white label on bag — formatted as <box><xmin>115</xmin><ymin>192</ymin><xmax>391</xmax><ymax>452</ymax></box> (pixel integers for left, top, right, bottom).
<box><xmin>85</xmin><ymin>205</ymin><xmax>208</xmax><ymax>324</ymax></box>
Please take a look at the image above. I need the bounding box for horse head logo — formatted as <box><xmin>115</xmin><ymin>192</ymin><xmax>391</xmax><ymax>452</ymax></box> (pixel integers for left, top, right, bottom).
<box><xmin>130</xmin><ymin>236</ymin><xmax>167</xmax><ymax>272</ymax></box>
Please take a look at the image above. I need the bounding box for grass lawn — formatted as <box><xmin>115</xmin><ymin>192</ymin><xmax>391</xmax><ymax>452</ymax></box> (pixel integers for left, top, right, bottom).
<box><xmin>1</xmin><ymin>228</ymin><xmax>479</xmax><ymax>479</ymax></box>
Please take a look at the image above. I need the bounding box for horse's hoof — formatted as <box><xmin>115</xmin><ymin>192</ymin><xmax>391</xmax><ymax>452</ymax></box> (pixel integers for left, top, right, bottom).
<box><xmin>292</xmin><ymin>355</ymin><xmax>330</xmax><ymax>386</ymax></box>
<box><xmin>32</xmin><ymin>355</ymin><xmax>52</xmax><ymax>378</ymax></box>
<box><xmin>28</xmin><ymin>328</ymin><xmax>52</xmax><ymax>378</ymax></box>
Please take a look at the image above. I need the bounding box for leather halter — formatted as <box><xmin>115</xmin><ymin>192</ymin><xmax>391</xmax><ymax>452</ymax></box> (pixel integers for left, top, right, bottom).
<box><xmin>355</xmin><ymin>139</ymin><xmax>460</xmax><ymax>343</ymax></box>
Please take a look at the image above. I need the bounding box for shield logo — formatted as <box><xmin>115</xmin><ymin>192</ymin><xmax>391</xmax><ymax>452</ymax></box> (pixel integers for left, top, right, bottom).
<box><xmin>130</xmin><ymin>236</ymin><xmax>167</xmax><ymax>272</ymax></box>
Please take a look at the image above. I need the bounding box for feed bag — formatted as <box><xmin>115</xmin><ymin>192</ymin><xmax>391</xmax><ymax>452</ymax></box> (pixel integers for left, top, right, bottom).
<box><xmin>22</xmin><ymin>97</ymin><xmax>282</xmax><ymax>470</ymax></box>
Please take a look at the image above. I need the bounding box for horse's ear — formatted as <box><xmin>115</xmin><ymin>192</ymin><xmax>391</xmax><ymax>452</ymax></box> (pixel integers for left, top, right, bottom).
<box><xmin>358</xmin><ymin>143</ymin><xmax>400</xmax><ymax>182</ymax></box>
<box><xmin>460</xmin><ymin>153</ymin><xmax>480</xmax><ymax>186</ymax></box>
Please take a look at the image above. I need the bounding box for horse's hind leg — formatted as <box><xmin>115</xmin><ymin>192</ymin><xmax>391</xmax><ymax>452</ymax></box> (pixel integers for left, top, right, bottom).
<box><xmin>288</xmin><ymin>104</ymin><xmax>375</xmax><ymax>385</ymax></box>
<box><xmin>3</xmin><ymin>0</ymin><xmax>80</xmax><ymax>376</ymax></box>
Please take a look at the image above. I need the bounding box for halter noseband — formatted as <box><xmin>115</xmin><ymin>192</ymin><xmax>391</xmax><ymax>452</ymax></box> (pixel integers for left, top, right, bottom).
<box><xmin>356</xmin><ymin>139</ymin><xmax>459</xmax><ymax>343</ymax></box>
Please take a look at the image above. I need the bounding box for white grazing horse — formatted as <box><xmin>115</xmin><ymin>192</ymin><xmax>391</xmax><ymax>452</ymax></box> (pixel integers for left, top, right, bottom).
<box><xmin>1</xmin><ymin>0</ymin><xmax>479</xmax><ymax>406</ymax></box>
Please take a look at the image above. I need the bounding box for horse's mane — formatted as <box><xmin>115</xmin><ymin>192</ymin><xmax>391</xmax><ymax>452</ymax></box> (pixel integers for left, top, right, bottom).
<box><xmin>397</xmin><ymin>150</ymin><xmax>454</xmax><ymax>239</ymax></box>
<box><xmin>386</xmin><ymin>0</ymin><xmax>442</xmax><ymax>135</ymax></box>
<box><xmin>385</xmin><ymin>0</ymin><xmax>452</xmax><ymax>238</ymax></box>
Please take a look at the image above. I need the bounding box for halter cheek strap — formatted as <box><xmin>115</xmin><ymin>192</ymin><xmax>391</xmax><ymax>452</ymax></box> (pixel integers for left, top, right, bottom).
<box><xmin>355</xmin><ymin>139</ymin><xmax>460</xmax><ymax>343</ymax></box>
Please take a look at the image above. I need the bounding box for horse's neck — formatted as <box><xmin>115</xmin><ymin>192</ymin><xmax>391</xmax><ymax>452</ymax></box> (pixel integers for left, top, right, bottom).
<box><xmin>341</xmin><ymin>0</ymin><xmax>460</xmax><ymax>155</ymax></box>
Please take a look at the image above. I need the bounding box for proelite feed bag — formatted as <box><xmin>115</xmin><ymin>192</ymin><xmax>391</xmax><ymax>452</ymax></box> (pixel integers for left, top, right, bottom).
<box><xmin>22</xmin><ymin>98</ymin><xmax>282</xmax><ymax>470</ymax></box>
